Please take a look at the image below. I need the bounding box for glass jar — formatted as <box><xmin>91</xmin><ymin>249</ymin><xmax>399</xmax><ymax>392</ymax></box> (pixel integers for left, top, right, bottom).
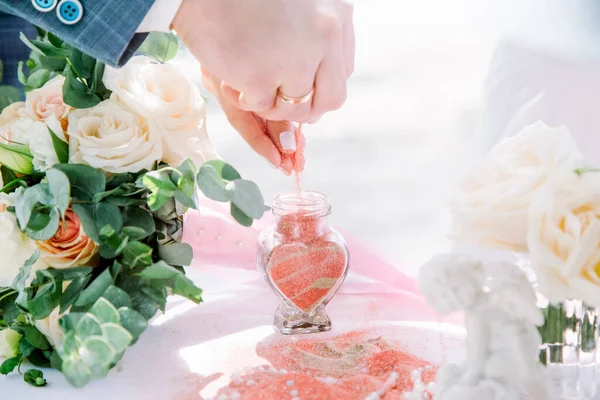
<box><xmin>257</xmin><ymin>191</ymin><xmax>349</xmax><ymax>335</ymax></box>
<box><xmin>515</xmin><ymin>253</ymin><xmax>600</xmax><ymax>399</ymax></box>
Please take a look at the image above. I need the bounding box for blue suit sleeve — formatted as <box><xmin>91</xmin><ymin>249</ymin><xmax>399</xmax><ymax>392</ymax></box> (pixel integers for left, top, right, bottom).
<box><xmin>0</xmin><ymin>0</ymin><xmax>156</xmax><ymax>67</ymax></box>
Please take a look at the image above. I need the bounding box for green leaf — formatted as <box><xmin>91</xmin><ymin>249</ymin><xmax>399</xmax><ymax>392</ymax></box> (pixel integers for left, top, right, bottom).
<box><xmin>63</xmin><ymin>67</ymin><xmax>101</xmax><ymax>109</ymax></box>
<box><xmin>231</xmin><ymin>203</ymin><xmax>253</xmax><ymax>227</ymax></box>
<box><xmin>50</xmin><ymin>351</ymin><xmax>62</xmax><ymax>371</ymax></box>
<box><xmin>14</xmin><ymin>185</ymin><xmax>53</xmax><ymax>230</ymax></box>
<box><xmin>0</xmin><ymin>85</ymin><xmax>21</xmax><ymax>112</ymax></box>
<box><xmin>204</xmin><ymin>160</ymin><xmax>241</xmax><ymax>181</ymax></box>
<box><xmin>122</xmin><ymin>241</ymin><xmax>153</xmax><ymax>268</ymax></box>
<box><xmin>140</xmin><ymin>285</ymin><xmax>167</xmax><ymax>312</ymax></box>
<box><xmin>75</xmin><ymin>314</ymin><xmax>103</xmax><ymax>337</ymax></box>
<box><xmin>46</xmin><ymin>168</ymin><xmax>70</xmax><ymax>215</ymax></box>
<box><xmin>1</xmin><ymin>165</ymin><xmax>17</xmax><ymax>186</ymax></box>
<box><xmin>60</xmin><ymin>275</ymin><xmax>92</xmax><ymax>313</ymax></box>
<box><xmin>11</xmin><ymin>250</ymin><xmax>40</xmax><ymax>291</ymax></box>
<box><xmin>142</xmin><ymin>171</ymin><xmax>177</xmax><ymax>211</ymax></box>
<box><xmin>0</xmin><ymin>293</ymin><xmax>20</xmax><ymax>324</ymax></box>
<box><xmin>54</xmin><ymin>164</ymin><xmax>105</xmax><ymax>200</ymax></box>
<box><xmin>20</xmin><ymin>33</ymin><xmax>70</xmax><ymax>58</ymax></box>
<box><xmin>121</xmin><ymin>227</ymin><xmax>147</xmax><ymax>241</ymax></box>
<box><xmin>55</xmin><ymin>266</ymin><xmax>93</xmax><ymax>281</ymax></box>
<box><xmin>59</xmin><ymin>313</ymin><xmax>84</xmax><ymax>333</ymax></box>
<box><xmin>89</xmin><ymin>298</ymin><xmax>119</xmax><ymax>324</ymax></box>
<box><xmin>71</xmin><ymin>203</ymin><xmax>122</xmax><ymax>243</ymax></box>
<box><xmin>158</xmin><ymin>243</ymin><xmax>193</xmax><ymax>267</ymax></box>
<box><xmin>227</xmin><ymin>179</ymin><xmax>265</xmax><ymax>219</ymax></box>
<box><xmin>62</xmin><ymin>358</ymin><xmax>90</xmax><ymax>388</ymax></box>
<box><xmin>47</xmin><ymin>126</ymin><xmax>69</xmax><ymax>164</ymax></box>
<box><xmin>26</xmin><ymin>281</ymin><xmax>61</xmax><ymax>319</ymax></box>
<box><xmin>47</xmin><ymin>32</ymin><xmax>64</xmax><ymax>48</ymax></box>
<box><xmin>173</xmin><ymin>189</ymin><xmax>196</xmax><ymax>209</ymax></box>
<box><xmin>117</xmin><ymin>308</ymin><xmax>147</xmax><ymax>341</ymax></box>
<box><xmin>12</xmin><ymin>326</ymin><xmax>50</xmax><ymax>350</ymax></box>
<box><xmin>18</xmin><ymin>339</ymin><xmax>35</xmax><ymax>357</ymax></box>
<box><xmin>17</xmin><ymin>61</ymin><xmax>27</xmax><ymax>85</ymax></box>
<box><xmin>138</xmin><ymin>261</ymin><xmax>179</xmax><ymax>280</ymax></box>
<box><xmin>101</xmin><ymin>285</ymin><xmax>132</xmax><ymax>309</ymax></box>
<box><xmin>122</xmin><ymin>207</ymin><xmax>155</xmax><ymax>240</ymax></box>
<box><xmin>0</xmin><ymin>356</ymin><xmax>21</xmax><ymax>375</ymax></box>
<box><xmin>197</xmin><ymin>164</ymin><xmax>230</xmax><ymax>202</ymax></box>
<box><xmin>137</xmin><ymin>32</ymin><xmax>179</xmax><ymax>63</ymax></box>
<box><xmin>24</xmin><ymin>369</ymin><xmax>47</xmax><ymax>387</ymax></box>
<box><xmin>173</xmin><ymin>274</ymin><xmax>203</xmax><ymax>304</ymax></box>
<box><xmin>102</xmin><ymin>323</ymin><xmax>133</xmax><ymax>353</ymax></box>
<box><xmin>74</xmin><ymin>269</ymin><xmax>113</xmax><ymax>307</ymax></box>
<box><xmin>25</xmin><ymin>69</ymin><xmax>51</xmax><ymax>91</ymax></box>
<box><xmin>26</xmin><ymin>349</ymin><xmax>51</xmax><ymax>368</ymax></box>
<box><xmin>0</xmin><ymin>142</ymin><xmax>34</xmax><ymax>175</ymax></box>
<box><xmin>26</xmin><ymin>207</ymin><xmax>59</xmax><ymax>241</ymax></box>
<box><xmin>68</xmin><ymin>48</ymin><xmax>95</xmax><ymax>80</ymax></box>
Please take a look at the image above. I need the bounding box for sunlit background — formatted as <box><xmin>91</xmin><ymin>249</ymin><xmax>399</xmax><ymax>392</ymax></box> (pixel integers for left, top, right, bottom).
<box><xmin>176</xmin><ymin>0</ymin><xmax>600</xmax><ymax>274</ymax></box>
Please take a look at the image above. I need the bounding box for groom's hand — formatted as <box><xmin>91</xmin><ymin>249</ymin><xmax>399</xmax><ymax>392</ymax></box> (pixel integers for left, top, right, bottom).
<box><xmin>172</xmin><ymin>0</ymin><xmax>354</xmax><ymax>124</ymax></box>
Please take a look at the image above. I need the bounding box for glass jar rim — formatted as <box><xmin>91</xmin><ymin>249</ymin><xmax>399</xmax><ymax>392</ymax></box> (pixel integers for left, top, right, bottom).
<box><xmin>272</xmin><ymin>191</ymin><xmax>331</xmax><ymax>217</ymax></box>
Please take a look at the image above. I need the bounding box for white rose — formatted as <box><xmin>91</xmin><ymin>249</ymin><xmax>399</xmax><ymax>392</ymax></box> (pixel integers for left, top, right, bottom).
<box><xmin>528</xmin><ymin>172</ymin><xmax>600</xmax><ymax>307</ymax></box>
<box><xmin>34</xmin><ymin>308</ymin><xmax>63</xmax><ymax>347</ymax></box>
<box><xmin>0</xmin><ymin>328</ymin><xmax>22</xmax><ymax>358</ymax></box>
<box><xmin>0</xmin><ymin>115</ymin><xmax>37</xmax><ymax>145</ymax></box>
<box><xmin>68</xmin><ymin>99</ymin><xmax>162</xmax><ymax>174</ymax></box>
<box><xmin>0</xmin><ymin>193</ymin><xmax>38</xmax><ymax>287</ymax></box>
<box><xmin>449</xmin><ymin>122</ymin><xmax>584</xmax><ymax>251</ymax></box>
<box><xmin>104</xmin><ymin>56</ymin><xmax>217</xmax><ymax>167</ymax></box>
<box><xmin>25</xmin><ymin>75</ymin><xmax>70</xmax><ymax>129</ymax></box>
<box><xmin>29</xmin><ymin>115</ymin><xmax>67</xmax><ymax>172</ymax></box>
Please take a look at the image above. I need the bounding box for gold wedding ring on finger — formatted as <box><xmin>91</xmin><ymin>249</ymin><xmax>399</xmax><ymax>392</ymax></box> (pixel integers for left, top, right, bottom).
<box><xmin>277</xmin><ymin>88</ymin><xmax>314</xmax><ymax>105</ymax></box>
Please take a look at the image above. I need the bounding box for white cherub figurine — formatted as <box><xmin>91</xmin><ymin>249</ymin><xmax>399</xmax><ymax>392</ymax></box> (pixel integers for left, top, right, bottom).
<box><xmin>418</xmin><ymin>254</ymin><xmax>547</xmax><ymax>400</ymax></box>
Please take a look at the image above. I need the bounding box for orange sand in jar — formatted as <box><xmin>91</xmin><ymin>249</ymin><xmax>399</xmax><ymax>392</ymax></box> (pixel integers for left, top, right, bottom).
<box><xmin>266</xmin><ymin>212</ymin><xmax>347</xmax><ymax>312</ymax></box>
<box><xmin>210</xmin><ymin>329</ymin><xmax>437</xmax><ymax>400</ymax></box>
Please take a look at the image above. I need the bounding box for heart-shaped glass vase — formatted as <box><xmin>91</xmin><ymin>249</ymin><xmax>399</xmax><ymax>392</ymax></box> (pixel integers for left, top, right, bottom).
<box><xmin>257</xmin><ymin>191</ymin><xmax>349</xmax><ymax>334</ymax></box>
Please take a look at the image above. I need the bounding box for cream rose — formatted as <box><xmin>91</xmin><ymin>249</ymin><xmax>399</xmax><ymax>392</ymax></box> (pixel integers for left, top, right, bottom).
<box><xmin>28</xmin><ymin>115</ymin><xmax>67</xmax><ymax>172</ymax></box>
<box><xmin>528</xmin><ymin>172</ymin><xmax>600</xmax><ymax>307</ymax></box>
<box><xmin>0</xmin><ymin>193</ymin><xmax>39</xmax><ymax>286</ymax></box>
<box><xmin>0</xmin><ymin>101</ymin><xmax>25</xmax><ymax>128</ymax></box>
<box><xmin>0</xmin><ymin>328</ymin><xmax>22</xmax><ymax>358</ymax></box>
<box><xmin>34</xmin><ymin>308</ymin><xmax>63</xmax><ymax>347</ymax></box>
<box><xmin>449</xmin><ymin>122</ymin><xmax>584</xmax><ymax>251</ymax></box>
<box><xmin>104</xmin><ymin>56</ymin><xmax>217</xmax><ymax>167</ymax></box>
<box><xmin>37</xmin><ymin>209</ymin><xmax>99</xmax><ymax>269</ymax></box>
<box><xmin>25</xmin><ymin>76</ymin><xmax>70</xmax><ymax>129</ymax></box>
<box><xmin>68</xmin><ymin>99</ymin><xmax>162</xmax><ymax>173</ymax></box>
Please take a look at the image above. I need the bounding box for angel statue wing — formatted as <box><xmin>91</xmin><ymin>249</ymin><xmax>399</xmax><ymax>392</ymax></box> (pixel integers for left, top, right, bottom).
<box><xmin>486</xmin><ymin>263</ymin><xmax>544</xmax><ymax>327</ymax></box>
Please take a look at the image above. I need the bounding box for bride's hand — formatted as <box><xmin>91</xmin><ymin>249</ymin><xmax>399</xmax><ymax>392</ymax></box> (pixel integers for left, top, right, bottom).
<box><xmin>202</xmin><ymin>70</ymin><xmax>305</xmax><ymax>175</ymax></box>
<box><xmin>172</xmin><ymin>0</ymin><xmax>354</xmax><ymax>124</ymax></box>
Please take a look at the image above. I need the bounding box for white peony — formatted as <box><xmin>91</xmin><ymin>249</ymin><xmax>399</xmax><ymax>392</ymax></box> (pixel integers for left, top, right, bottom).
<box><xmin>0</xmin><ymin>328</ymin><xmax>22</xmax><ymax>359</ymax></box>
<box><xmin>34</xmin><ymin>307</ymin><xmax>63</xmax><ymax>347</ymax></box>
<box><xmin>528</xmin><ymin>172</ymin><xmax>600</xmax><ymax>307</ymax></box>
<box><xmin>28</xmin><ymin>115</ymin><xmax>68</xmax><ymax>172</ymax></box>
<box><xmin>449</xmin><ymin>122</ymin><xmax>584</xmax><ymax>251</ymax></box>
<box><xmin>104</xmin><ymin>56</ymin><xmax>217</xmax><ymax>167</ymax></box>
<box><xmin>0</xmin><ymin>193</ymin><xmax>38</xmax><ymax>287</ymax></box>
<box><xmin>68</xmin><ymin>99</ymin><xmax>162</xmax><ymax>174</ymax></box>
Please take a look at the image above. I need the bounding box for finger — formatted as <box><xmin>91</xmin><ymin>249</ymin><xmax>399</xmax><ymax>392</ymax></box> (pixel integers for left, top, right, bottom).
<box><xmin>238</xmin><ymin>87</ymin><xmax>278</xmax><ymax>114</ymax></box>
<box><xmin>341</xmin><ymin>2</ymin><xmax>355</xmax><ymax>78</ymax></box>
<box><xmin>212</xmin><ymin>83</ymin><xmax>282</xmax><ymax>167</ymax></box>
<box><xmin>220</xmin><ymin>81</ymin><xmax>242</xmax><ymax>107</ymax></box>
<box><xmin>259</xmin><ymin>76</ymin><xmax>316</xmax><ymax>122</ymax></box>
<box><xmin>310</xmin><ymin>41</ymin><xmax>347</xmax><ymax>120</ymax></box>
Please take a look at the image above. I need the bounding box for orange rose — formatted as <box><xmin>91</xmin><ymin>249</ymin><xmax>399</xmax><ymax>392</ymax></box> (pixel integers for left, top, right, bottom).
<box><xmin>37</xmin><ymin>209</ymin><xmax>99</xmax><ymax>269</ymax></box>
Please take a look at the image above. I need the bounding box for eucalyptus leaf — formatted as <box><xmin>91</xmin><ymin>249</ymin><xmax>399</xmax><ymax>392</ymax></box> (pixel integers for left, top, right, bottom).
<box><xmin>20</xmin><ymin>33</ymin><xmax>70</xmax><ymax>58</ymax></box>
<box><xmin>68</xmin><ymin>48</ymin><xmax>95</xmax><ymax>79</ymax></box>
<box><xmin>62</xmin><ymin>358</ymin><xmax>90</xmax><ymax>388</ymax></box>
<box><xmin>0</xmin><ymin>85</ymin><xmax>21</xmax><ymax>112</ymax></box>
<box><xmin>18</xmin><ymin>339</ymin><xmax>35</xmax><ymax>357</ymax></box>
<box><xmin>230</xmin><ymin>203</ymin><xmax>253</xmax><ymax>227</ymax></box>
<box><xmin>54</xmin><ymin>164</ymin><xmax>105</xmax><ymax>200</ymax></box>
<box><xmin>157</xmin><ymin>243</ymin><xmax>193</xmax><ymax>267</ymax></box>
<box><xmin>50</xmin><ymin>351</ymin><xmax>62</xmax><ymax>371</ymax></box>
<box><xmin>89</xmin><ymin>298</ymin><xmax>119</xmax><ymax>324</ymax></box>
<box><xmin>196</xmin><ymin>164</ymin><xmax>230</xmax><ymax>202</ymax></box>
<box><xmin>101</xmin><ymin>323</ymin><xmax>133</xmax><ymax>353</ymax></box>
<box><xmin>12</xmin><ymin>326</ymin><xmax>50</xmax><ymax>350</ymax></box>
<box><xmin>101</xmin><ymin>285</ymin><xmax>132</xmax><ymax>309</ymax></box>
<box><xmin>63</xmin><ymin>67</ymin><xmax>101</xmax><ymax>109</ymax></box>
<box><xmin>26</xmin><ymin>207</ymin><xmax>59</xmax><ymax>241</ymax></box>
<box><xmin>46</xmin><ymin>168</ymin><xmax>70</xmax><ymax>216</ymax></box>
<box><xmin>48</xmin><ymin>127</ymin><xmax>69</xmax><ymax>164</ymax></box>
<box><xmin>75</xmin><ymin>314</ymin><xmax>103</xmax><ymax>337</ymax></box>
<box><xmin>60</xmin><ymin>275</ymin><xmax>92</xmax><ymax>313</ymax></box>
<box><xmin>137</xmin><ymin>32</ymin><xmax>178</xmax><ymax>63</ymax></box>
<box><xmin>122</xmin><ymin>207</ymin><xmax>155</xmax><ymax>240</ymax></box>
<box><xmin>14</xmin><ymin>184</ymin><xmax>54</xmax><ymax>230</ymax></box>
<box><xmin>25</xmin><ymin>69</ymin><xmax>51</xmax><ymax>91</ymax></box>
<box><xmin>204</xmin><ymin>160</ymin><xmax>241</xmax><ymax>181</ymax></box>
<box><xmin>227</xmin><ymin>179</ymin><xmax>265</xmax><ymax>219</ymax></box>
<box><xmin>173</xmin><ymin>275</ymin><xmax>203</xmax><ymax>304</ymax></box>
<box><xmin>11</xmin><ymin>250</ymin><xmax>40</xmax><ymax>292</ymax></box>
<box><xmin>117</xmin><ymin>308</ymin><xmax>148</xmax><ymax>341</ymax></box>
<box><xmin>123</xmin><ymin>241</ymin><xmax>153</xmax><ymax>268</ymax></box>
<box><xmin>74</xmin><ymin>269</ymin><xmax>113</xmax><ymax>307</ymax></box>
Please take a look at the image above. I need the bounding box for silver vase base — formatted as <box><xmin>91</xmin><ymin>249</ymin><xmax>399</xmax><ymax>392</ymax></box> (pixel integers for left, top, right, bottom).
<box><xmin>274</xmin><ymin>304</ymin><xmax>331</xmax><ymax>335</ymax></box>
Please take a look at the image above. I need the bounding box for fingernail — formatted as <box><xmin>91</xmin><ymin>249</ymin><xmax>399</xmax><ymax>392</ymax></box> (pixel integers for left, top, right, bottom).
<box><xmin>279</xmin><ymin>131</ymin><xmax>296</xmax><ymax>152</ymax></box>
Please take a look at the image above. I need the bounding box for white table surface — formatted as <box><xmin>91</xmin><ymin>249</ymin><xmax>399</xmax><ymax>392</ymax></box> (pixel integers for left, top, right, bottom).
<box><xmin>2</xmin><ymin>264</ymin><xmax>465</xmax><ymax>399</ymax></box>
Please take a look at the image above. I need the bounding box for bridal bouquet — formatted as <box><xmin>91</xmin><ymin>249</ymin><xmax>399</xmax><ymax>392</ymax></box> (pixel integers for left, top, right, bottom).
<box><xmin>0</xmin><ymin>32</ymin><xmax>265</xmax><ymax>387</ymax></box>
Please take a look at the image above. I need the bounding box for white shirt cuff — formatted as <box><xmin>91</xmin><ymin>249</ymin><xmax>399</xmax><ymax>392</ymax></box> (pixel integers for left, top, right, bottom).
<box><xmin>136</xmin><ymin>0</ymin><xmax>184</xmax><ymax>33</ymax></box>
